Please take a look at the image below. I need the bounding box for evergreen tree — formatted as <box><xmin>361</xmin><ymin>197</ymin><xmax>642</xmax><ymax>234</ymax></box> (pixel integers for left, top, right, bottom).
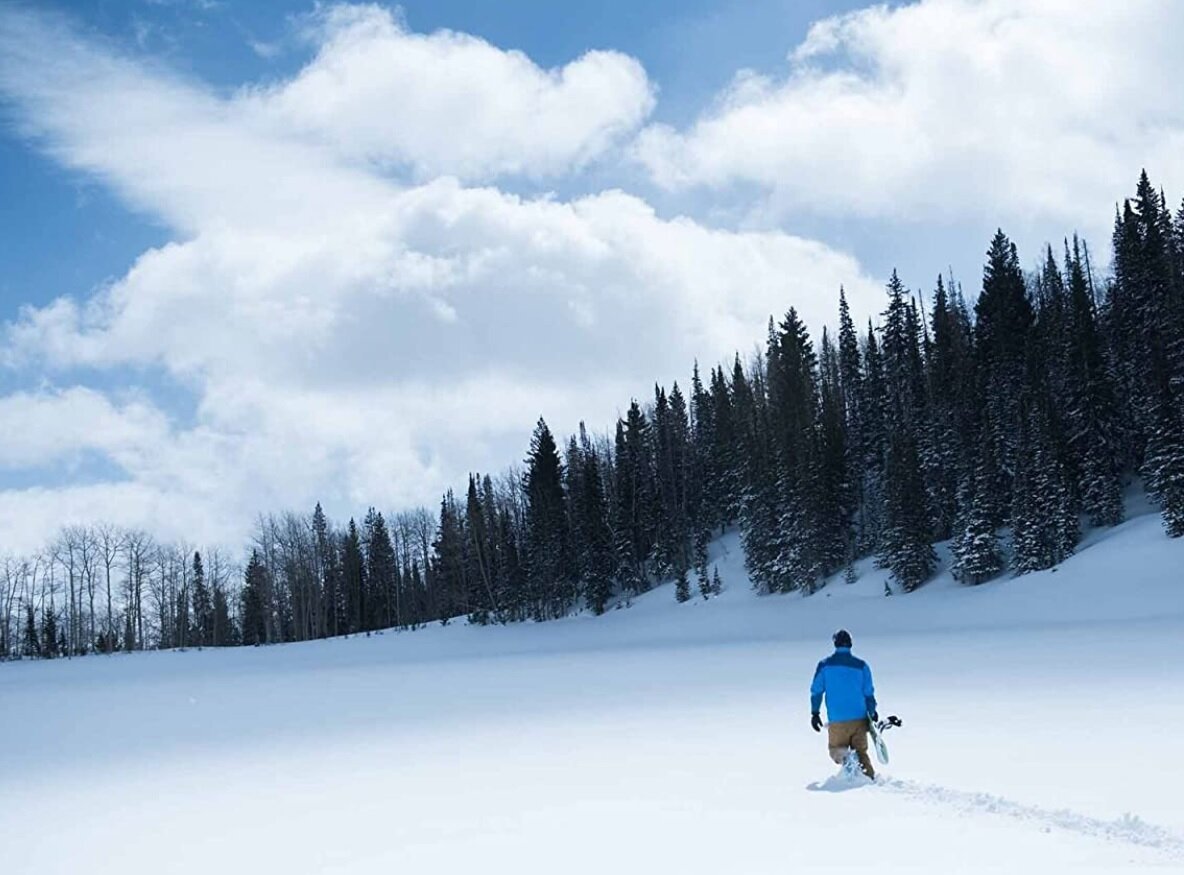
<box><xmin>364</xmin><ymin>509</ymin><xmax>398</xmax><ymax>629</ymax></box>
<box><xmin>926</xmin><ymin>275</ymin><xmax>975</xmax><ymax>539</ymax></box>
<box><xmin>1144</xmin><ymin>378</ymin><xmax>1184</xmax><ymax>537</ymax></box>
<box><xmin>1064</xmin><ymin>237</ymin><xmax>1124</xmax><ymax>527</ymax></box>
<box><xmin>708</xmin><ymin>365</ymin><xmax>741</xmax><ymax>526</ymax></box>
<box><xmin>612</xmin><ymin>402</ymin><xmax>656</xmax><ymax>592</ymax></box>
<box><xmin>341</xmin><ymin>519</ymin><xmax>366</xmax><ymax>633</ymax></box>
<box><xmin>859</xmin><ymin>320</ymin><xmax>888</xmax><ymax>552</ymax></box>
<box><xmin>41</xmin><ymin>603</ymin><xmax>58</xmax><ymax>658</ymax></box>
<box><xmin>23</xmin><ymin>602</ymin><xmax>39</xmax><ymax>657</ymax></box>
<box><xmin>1012</xmin><ymin>403</ymin><xmax>1079</xmax><ymax>573</ymax></box>
<box><xmin>765</xmin><ymin>309</ymin><xmax>824</xmax><ymax>591</ymax></box>
<box><xmin>431</xmin><ymin>491</ymin><xmax>467</xmax><ymax>621</ymax></box>
<box><xmin>976</xmin><ymin>230</ymin><xmax>1033</xmax><ymax>491</ymax></box>
<box><xmin>952</xmin><ymin>435</ymin><xmax>1004</xmax><ymax>584</ymax></box>
<box><xmin>816</xmin><ymin>327</ymin><xmax>851</xmax><ymax>576</ymax></box>
<box><xmin>313</xmin><ymin>502</ymin><xmax>341</xmax><ymax>638</ymax></box>
<box><xmin>464</xmin><ymin>475</ymin><xmax>499</xmax><ymax>624</ymax></box>
<box><xmin>190</xmin><ymin>551</ymin><xmax>212</xmax><ymax>646</ymax></box>
<box><xmin>524</xmin><ymin>418</ymin><xmax>571</xmax><ymax>620</ymax></box>
<box><xmin>241</xmin><ymin>551</ymin><xmax>268</xmax><ymax>645</ymax></box>
<box><xmin>572</xmin><ymin>425</ymin><xmax>615</xmax><ymax>614</ymax></box>
<box><xmin>212</xmin><ymin>581</ymin><xmax>233</xmax><ymax>646</ymax></box>
<box><xmin>837</xmin><ymin>288</ymin><xmax>865</xmax><ymax>555</ymax></box>
<box><xmin>878</xmin><ymin>272</ymin><xmax>936</xmax><ymax>590</ymax></box>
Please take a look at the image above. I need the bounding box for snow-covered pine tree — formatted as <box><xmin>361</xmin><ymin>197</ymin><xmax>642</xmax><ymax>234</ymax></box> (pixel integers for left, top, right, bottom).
<box><xmin>976</xmin><ymin>230</ymin><xmax>1033</xmax><ymax>497</ymax></box>
<box><xmin>837</xmin><ymin>289</ymin><xmax>867</xmax><ymax>553</ymax></box>
<box><xmin>952</xmin><ymin>434</ymin><xmax>1004</xmax><ymax>585</ymax></box>
<box><xmin>1144</xmin><ymin>381</ymin><xmax>1184</xmax><ymax>537</ymax></box>
<box><xmin>859</xmin><ymin>319</ymin><xmax>888</xmax><ymax>554</ymax></box>
<box><xmin>1064</xmin><ymin>237</ymin><xmax>1124</xmax><ymax>527</ymax></box>
<box><xmin>1012</xmin><ymin>403</ymin><xmax>1079</xmax><ymax>573</ymax></box>
<box><xmin>878</xmin><ymin>272</ymin><xmax>936</xmax><ymax>591</ymax></box>
<box><xmin>817</xmin><ymin>327</ymin><xmax>851</xmax><ymax>581</ymax></box>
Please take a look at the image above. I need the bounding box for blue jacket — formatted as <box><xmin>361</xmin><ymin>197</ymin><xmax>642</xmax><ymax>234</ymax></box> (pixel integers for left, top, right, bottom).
<box><xmin>810</xmin><ymin>647</ymin><xmax>876</xmax><ymax>723</ymax></box>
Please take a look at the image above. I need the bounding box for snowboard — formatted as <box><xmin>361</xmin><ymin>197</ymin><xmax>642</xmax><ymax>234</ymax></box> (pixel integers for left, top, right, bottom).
<box><xmin>867</xmin><ymin>715</ymin><xmax>901</xmax><ymax>765</ymax></box>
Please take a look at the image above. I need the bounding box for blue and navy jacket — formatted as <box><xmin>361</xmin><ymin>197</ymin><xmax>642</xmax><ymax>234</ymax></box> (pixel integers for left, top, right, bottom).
<box><xmin>810</xmin><ymin>647</ymin><xmax>876</xmax><ymax>723</ymax></box>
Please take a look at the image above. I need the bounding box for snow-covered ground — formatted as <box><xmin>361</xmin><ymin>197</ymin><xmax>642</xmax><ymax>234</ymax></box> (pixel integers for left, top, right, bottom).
<box><xmin>3</xmin><ymin>505</ymin><xmax>1183</xmax><ymax>873</ymax></box>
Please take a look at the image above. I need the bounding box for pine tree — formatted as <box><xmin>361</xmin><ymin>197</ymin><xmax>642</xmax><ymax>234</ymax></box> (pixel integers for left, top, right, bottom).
<box><xmin>711</xmin><ymin>566</ymin><xmax>723</xmax><ymax>596</ymax></box>
<box><xmin>976</xmin><ymin>230</ymin><xmax>1033</xmax><ymax>491</ymax></box>
<box><xmin>837</xmin><ymin>289</ymin><xmax>867</xmax><ymax>556</ymax></box>
<box><xmin>241</xmin><ymin>551</ymin><xmax>268</xmax><ymax>645</ymax></box>
<box><xmin>431</xmin><ymin>491</ymin><xmax>466</xmax><ymax>621</ymax></box>
<box><xmin>464</xmin><ymin>475</ymin><xmax>500</xmax><ymax>624</ymax></box>
<box><xmin>1144</xmin><ymin>380</ymin><xmax>1184</xmax><ymax>537</ymax></box>
<box><xmin>41</xmin><ymin>603</ymin><xmax>58</xmax><ymax>658</ymax></box>
<box><xmin>190</xmin><ymin>551</ymin><xmax>212</xmax><ymax>647</ymax></box>
<box><xmin>313</xmin><ymin>502</ymin><xmax>341</xmax><ymax>638</ymax></box>
<box><xmin>1064</xmin><ymin>236</ymin><xmax>1123</xmax><ymax>527</ymax></box>
<box><xmin>709</xmin><ymin>364</ymin><xmax>741</xmax><ymax>526</ymax></box>
<box><xmin>212</xmin><ymin>581</ymin><xmax>233</xmax><ymax>646</ymax></box>
<box><xmin>859</xmin><ymin>320</ymin><xmax>888</xmax><ymax>552</ymax></box>
<box><xmin>23</xmin><ymin>602</ymin><xmax>39</xmax><ymax>657</ymax></box>
<box><xmin>612</xmin><ymin>403</ymin><xmax>656</xmax><ymax>592</ymax></box>
<box><xmin>878</xmin><ymin>272</ymin><xmax>936</xmax><ymax>590</ymax></box>
<box><xmin>341</xmin><ymin>520</ymin><xmax>366</xmax><ymax>633</ymax></box>
<box><xmin>1012</xmin><ymin>403</ymin><xmax>1079</xmax><ymax>573</ymax></box>
<box><xmin>952</xmin><ymin>436</ymin><xmax>1004</xmax><ymax>585</ymax></box>
<box><xmin>524</xmin><ymin>418</ymin><xmax>571</xmax><ymax>620</ymax></box>
<box><xmin>927</xmin><ymin>275</ymin><xmax>974</xmax><ymax>539</ymax></box>
<box><xmin>365</xmin><ymin>510</ymin><xmax>399</xmax><ymax>629</ymax></box>
<box><xmin>675</xmin><ymin>568</ymin><xmax>691</xmax><ymax>603</ymax></box>
<box><xmin>573</xmin><ymin>426</ymin><xmax>615</xmax><ymax>615</ymax></box>
<box><xmin>765</xmin><ymin>308</ymin><xmax>825</xmax><ymax>591</ymax></box>
<box><xmin>688</xmin><ymin>361</ymin><xmax>715</xmax><ymax>555</ymax></box>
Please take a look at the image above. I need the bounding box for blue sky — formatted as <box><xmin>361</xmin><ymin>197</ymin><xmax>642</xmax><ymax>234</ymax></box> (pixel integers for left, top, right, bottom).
<box><xmin>0</xmin><ymin>0</ymin><xmax>875</xmax><ymax>318</ymax></box>
<box><xmin>2</xmin><ymin>0</ymin><xmax>1182</xmax><ymax>551</ymax></box>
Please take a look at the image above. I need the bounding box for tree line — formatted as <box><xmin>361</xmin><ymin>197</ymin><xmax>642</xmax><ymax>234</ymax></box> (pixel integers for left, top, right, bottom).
<box><xmin>2</xmin><ymin>170</ymin><xmax>1182</xmax><ymax>659</ymax></box>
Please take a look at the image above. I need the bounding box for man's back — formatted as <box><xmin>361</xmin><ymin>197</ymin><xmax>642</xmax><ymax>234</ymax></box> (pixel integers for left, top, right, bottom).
<box><xmin>810</xmin><ymin>646</ymin><xmax>876</xmax><ymax>724</ymax></box>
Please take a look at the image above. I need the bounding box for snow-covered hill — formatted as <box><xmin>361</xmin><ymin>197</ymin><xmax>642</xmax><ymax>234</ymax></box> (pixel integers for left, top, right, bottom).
<box><xmin>2</xmin><ymin>504</ymin><xmax>1183</xmax><ymax>873</ymax></box>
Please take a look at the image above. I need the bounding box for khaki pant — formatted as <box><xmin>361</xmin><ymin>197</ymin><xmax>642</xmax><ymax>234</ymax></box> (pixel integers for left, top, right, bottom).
<box><xmin>827</xmin><ymin>719</ymin><xmax>875</xmax><ymax>779</ymax></box>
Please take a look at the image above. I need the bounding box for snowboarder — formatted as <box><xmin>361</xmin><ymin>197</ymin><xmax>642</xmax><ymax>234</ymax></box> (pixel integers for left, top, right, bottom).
<box><xmin>810</xmin><ymin>629</ymin><xmax>878</xmax><ymax>780</ymax></box>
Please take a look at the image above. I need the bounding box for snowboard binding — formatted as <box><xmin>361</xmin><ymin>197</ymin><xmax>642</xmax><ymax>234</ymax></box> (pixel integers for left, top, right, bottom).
<box><xmin>875</xmin><ymin>715</ymin><xmax>902</xmax><ymax>732</ymax></box>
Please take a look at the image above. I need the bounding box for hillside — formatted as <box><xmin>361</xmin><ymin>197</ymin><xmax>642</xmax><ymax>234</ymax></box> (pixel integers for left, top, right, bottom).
<box><xmin>1</xmin><ymin>503</ymin><xmax>1182</xmax><ymax>873</ymax></box>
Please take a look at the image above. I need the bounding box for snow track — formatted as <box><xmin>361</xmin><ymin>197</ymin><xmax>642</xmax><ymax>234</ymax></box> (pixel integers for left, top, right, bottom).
<box><xmin>878</xmin><ymin>777</ymin><xmax>1184</xmax><ymax>861</ymax></box>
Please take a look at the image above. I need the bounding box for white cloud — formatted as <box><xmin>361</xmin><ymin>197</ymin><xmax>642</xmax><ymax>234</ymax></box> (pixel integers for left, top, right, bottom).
<box><xmin>248</xmin><ymin>4</ymin><xmax>656</xmax><ymax>180</ymax></box>
<box><xmin>0</xmin><ymin>4</ymin><xmax>879</xmax><ymax>551</ymax></box>
<box><xmin>635</xmin><ymin>0</ymin><xmax>1184</xmax><ymax>241</ymax></box>
<box><xmin>0</xmin><ymin>387</ymin><xmax>169</xmax><ymax>469</ymax></box>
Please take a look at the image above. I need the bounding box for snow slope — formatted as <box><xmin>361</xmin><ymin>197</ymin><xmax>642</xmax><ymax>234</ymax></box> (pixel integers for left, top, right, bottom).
<box><xmin>2</xmin><ymin>506</ymin><xmax>1183</xmax><ymax>873</ymax></box>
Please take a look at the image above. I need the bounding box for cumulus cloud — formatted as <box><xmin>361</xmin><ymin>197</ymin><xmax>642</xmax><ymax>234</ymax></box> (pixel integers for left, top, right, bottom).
<box><xmin>635</xmin><ymin>0</ymin><xmax>1184</xmax><ymax>239</ymax></box>
<box><xmin>250</xmin><ymin>4</ymin><xmax>656</xmax><ymax>180</ymax></box>
<box><xmin>0</xmin><ymin>4</ymin><xmax>878</xmax><ymax>551</ymax></box>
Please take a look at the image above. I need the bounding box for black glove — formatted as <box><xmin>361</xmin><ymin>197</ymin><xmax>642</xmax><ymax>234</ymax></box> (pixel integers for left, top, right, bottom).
<box><xmin>869</xmin><ymin>710</ymin><xmax>879</xmax><ymax>723</ymax></box>
<box><xmin>811</xmin><ymin>712</ymin><xmax>823</xmax><ymax>732</ymax></box>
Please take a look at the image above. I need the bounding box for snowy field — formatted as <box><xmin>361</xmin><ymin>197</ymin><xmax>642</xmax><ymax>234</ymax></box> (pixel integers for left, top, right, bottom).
<box><xmin>2</xmin><ymin>507</ymin><xmax>1183</xmax><ymax>873</ymax></box>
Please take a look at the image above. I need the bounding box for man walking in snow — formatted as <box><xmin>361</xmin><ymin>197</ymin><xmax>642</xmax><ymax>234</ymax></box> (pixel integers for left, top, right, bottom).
<box><xmin>810</xmin><ymin>629</ymin><xmax>878</xmax><ymax>780</ymax></box>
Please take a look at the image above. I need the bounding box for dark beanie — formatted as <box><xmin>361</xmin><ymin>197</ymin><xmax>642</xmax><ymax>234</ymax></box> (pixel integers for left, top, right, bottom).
<box><xmin>833</xmin><ymin>629</ymin><xmax>853</xmax><ymax>648</ymax></box>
